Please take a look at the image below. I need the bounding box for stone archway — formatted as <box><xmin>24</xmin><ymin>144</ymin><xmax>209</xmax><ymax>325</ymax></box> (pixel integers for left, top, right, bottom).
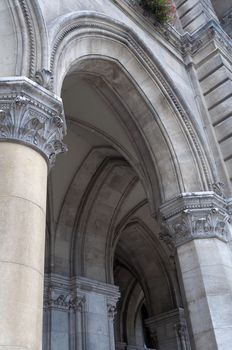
<box><xmin>41</xmin><ymin>14</ymin><xmax>219</xmax><ymax>350</ymax></box>
<box><xmin>1</xmin><ymin>2</ymin><xmax>232</xmax><ymax>350</ymax></box>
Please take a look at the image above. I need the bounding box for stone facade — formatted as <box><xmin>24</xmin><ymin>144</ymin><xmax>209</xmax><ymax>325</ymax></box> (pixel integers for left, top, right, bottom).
<box><xmin>0</xmin><ymin>1</ymin><xmax>232</xmax><ymax>350</ymax></box>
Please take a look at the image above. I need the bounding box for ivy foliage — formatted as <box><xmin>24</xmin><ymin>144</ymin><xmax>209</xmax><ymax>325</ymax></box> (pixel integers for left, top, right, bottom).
<box><xmin>140</xmin><ymin>0</ymin><xmax>176</xmax><ymax>24</ymax></box>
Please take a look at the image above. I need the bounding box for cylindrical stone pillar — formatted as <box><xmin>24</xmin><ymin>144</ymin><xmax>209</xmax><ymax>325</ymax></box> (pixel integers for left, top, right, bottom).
<box><xmin>160</xmin><ymin>192</ymin><xmax>232</xmax><ymax>350</ymax></box>
<box><xmin>0</xmin><ymin>143</ymin><xmax>47</xmax><ymax>349</ymax></box>
<box><xmin>0</xmin><ymin>77</ymin><xmax>66</xmax><ymax>350</ymax></box>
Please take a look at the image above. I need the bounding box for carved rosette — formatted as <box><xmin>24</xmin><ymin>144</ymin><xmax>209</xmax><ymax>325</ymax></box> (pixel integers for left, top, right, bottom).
<box><xmin>0</xmin><ymin>78</ymin><xmax>67</xmax><ymax>166</ymax></box>
<box><xmin>159</xmin><ymin>192</ymin><xmax>230</xmax><ymax>248</ymax></box>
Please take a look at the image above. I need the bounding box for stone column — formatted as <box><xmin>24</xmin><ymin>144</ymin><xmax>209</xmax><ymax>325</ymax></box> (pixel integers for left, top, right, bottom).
<box><xmin>176</xmin><ymin>0</ymin><xmax>219</xmax><ymax>33</ymax></box>
<box><xmin>160</xmin><ymin>192</ymin><xmax>232</xmax><ymax>350</ymax></box>
<box><xmin>0</xmin><ymin>77</ymin><xmax>66</xmax><ymax>350</ymax></box>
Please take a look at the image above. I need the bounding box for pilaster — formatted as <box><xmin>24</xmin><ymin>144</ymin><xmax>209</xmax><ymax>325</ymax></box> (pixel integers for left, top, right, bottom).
<box><xmin>43</xmin><ymin>274</ymin><xmax>120</xmax><ymax>350</ymax></box>
<box><xmin>159</xmin><ymin>192</ymin><xmax>232</xmax><ymax>350</ymax></box>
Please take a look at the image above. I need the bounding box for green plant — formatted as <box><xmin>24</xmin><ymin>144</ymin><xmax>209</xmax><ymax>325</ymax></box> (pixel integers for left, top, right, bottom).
<box><xmin>140</xmin><ymin>0</ymin><xmax>176</xmax><ymax>24</ymax></box>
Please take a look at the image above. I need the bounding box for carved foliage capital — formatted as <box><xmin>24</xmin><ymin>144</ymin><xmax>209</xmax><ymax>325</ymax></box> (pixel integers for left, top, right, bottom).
<box><xmin>159</xmin><ymin>193</ymin><xmax>230</xmax><ymax>248</ymax></box>
<box><xmin>0</xmin><ymin>78</ymin><xmax>67</xmax><ymax>166</ymax></box>
<box><xmin>45</xmin><ymin>293</ymin><xmax>86</xmax><ymax>312</ymax></box>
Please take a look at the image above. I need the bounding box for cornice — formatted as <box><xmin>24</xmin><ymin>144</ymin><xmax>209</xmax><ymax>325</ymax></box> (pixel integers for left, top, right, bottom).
<box><xmin>44</xmin><ymin>273</ymin><xmax>120</xmax><ymax>306</ymax></box>
<box><xmin>113</xmin><ymin>1</ymin><xmax>232</xmax><ymax>58</ymax></box>
<box><xmin>44</xmin><ymin>293</ymin><xmax>86</xmax><ymax>312</ymax></box>
<box><xmin>0</xmin><ymin>77</ymin><xmax>67</xmax><ymax>167</ymax></box>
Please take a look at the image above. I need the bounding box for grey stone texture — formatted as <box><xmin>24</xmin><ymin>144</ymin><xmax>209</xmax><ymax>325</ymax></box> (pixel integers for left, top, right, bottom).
<box><xmin>0</xmin><ymin>0</ymin><xmax>232</xmax><ymax>350</ymax></box>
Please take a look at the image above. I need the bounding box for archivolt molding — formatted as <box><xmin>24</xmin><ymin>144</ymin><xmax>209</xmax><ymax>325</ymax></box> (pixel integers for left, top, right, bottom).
<box><xmin>12</xmin><ymin>0</ymin><xmax>49</xmax><ymax>78</ymax></box>
<box><xmin>49</xmin><ymin>13</ymin><xmax>213</xmax><ymax>195</ymax></box>
<box><xmin>17</xmin><ymin>0</ymin><xmax>36</xmax><ymax>77</ymax></box>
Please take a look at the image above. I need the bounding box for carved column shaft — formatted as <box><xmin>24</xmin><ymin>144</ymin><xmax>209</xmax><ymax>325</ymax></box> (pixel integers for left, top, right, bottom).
<box><xmin>160</xmin><ymin>192</ymin><xmax>232</xmax><ymax>350</ymax></box>
<box><xmin>0</xmin><ymin>77</ymin><xmax>66</xmax><ymax>350</ymax></box>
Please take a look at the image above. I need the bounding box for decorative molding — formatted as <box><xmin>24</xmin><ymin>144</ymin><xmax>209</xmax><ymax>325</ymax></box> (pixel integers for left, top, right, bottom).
<box><xmin>211</xmin><ymin>182</ymin><xmax>225</xmax><ymax>197</ymax></box>
<box><xmin>44</xmin><ymin>273</ymin><xmax>120</xmax><ymax>310</ymax></box>
<box><xmin>35</xmin><ymin>69</ymin><xmax>53</xmax><ymax>90</ymax></box>
<box><xmin>18</xmin><ymin>0</ymin><xmax>36</xmax><ymax>78</ymax></box>
<box><xmin>76</xmin><ymin>276</ymin><xmax>120</xmax><ymax>302</ymax></box>
<box><xmin>50</xmin><ymin>15</ymin><xmax>212</xmax><ymax>189</ymax></box>
<box><xmin>159</xmin><ymin>192</ymin><xmax>230</xmax><ymax>247</ymax></box>
<box><xmin>0</xmin><ymin>77</ymin><xmax>67</xmax><ymax>166</ymax></box>
<box><xmin>45</xmin><ymin>293</ymin><xmax>86</xmax><ymax>311</ymax></box>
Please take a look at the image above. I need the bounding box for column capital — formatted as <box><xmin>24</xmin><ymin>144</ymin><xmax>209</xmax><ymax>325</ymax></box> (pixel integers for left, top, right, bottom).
<box><xmin>0</xmin><ymin>77</ymin><xmax>67</xmax><ymax>167</ymax></box>
<box><xmin>159</xmin><ymin>192</ymin><xmax>230</xmax><ymax>248</ymax></box>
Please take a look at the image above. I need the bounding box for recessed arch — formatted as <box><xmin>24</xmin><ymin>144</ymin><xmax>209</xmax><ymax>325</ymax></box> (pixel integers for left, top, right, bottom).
<box><xmin>50</xmin><ymin>13</ymin><xmax>214</xmax><ymax>214</ymax></box>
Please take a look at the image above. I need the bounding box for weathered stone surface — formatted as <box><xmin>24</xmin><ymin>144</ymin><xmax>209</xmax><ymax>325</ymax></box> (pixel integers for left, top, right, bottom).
<box><xmin>0</xmin><ymin>1</ymin><xmax>232</xmax><ymax>350</ymax></box>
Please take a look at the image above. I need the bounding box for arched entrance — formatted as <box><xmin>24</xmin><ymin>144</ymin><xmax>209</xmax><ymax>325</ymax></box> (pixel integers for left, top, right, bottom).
<box><xmin>42</xmin><ymin>18</ymin><xmax>210</xmax><ymax>349</ymax></box>
<box><xmin>0</xmin><ymin>2</ymin><xmax>232</xmax><ymax>350</ymax></box>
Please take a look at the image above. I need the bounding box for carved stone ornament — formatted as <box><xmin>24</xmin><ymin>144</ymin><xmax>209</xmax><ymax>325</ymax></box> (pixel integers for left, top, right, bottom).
<box><xmin>159</xmin><ymin>192</ymin><xmax>230</xmax><ymax>248</ymax></box>
<box><xmin>0</xmin><ymin>77</ymin><xmax>67</xmax><ymax>166</ymax></box>
<box><xmin>107</xmin><ymin>303</ymin><xmax>117</xmax><ymax>320</ymax></box>
<box><xmin>45</xmin><ymin>293</ymin><xmax>86</xmax><ymax>311</ymax></box>
<box><xmin>35</xmin><ymin>69</ymin><xmax>53</xmax><ymax>90</ymax></box>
